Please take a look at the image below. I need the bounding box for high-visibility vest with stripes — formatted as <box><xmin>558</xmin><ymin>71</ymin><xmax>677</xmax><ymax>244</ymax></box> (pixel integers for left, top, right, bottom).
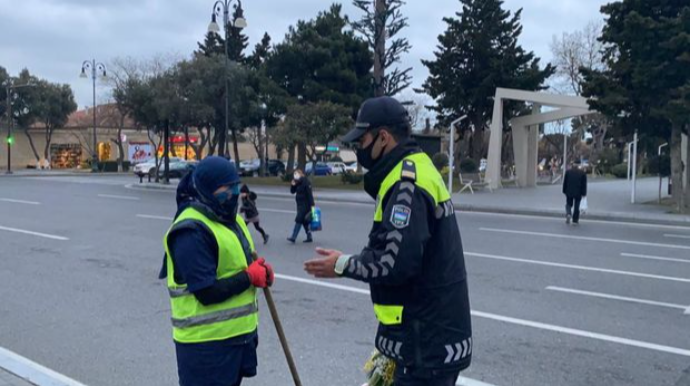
<box><xmin>163</xmin><ymin>207</ymin><xmax>258</xmax><ymax>344</ymax></box>
<box><xmin>372</xmin><ymin>152</ymin><xmax>451</xmax><ymax>326</ymax></box>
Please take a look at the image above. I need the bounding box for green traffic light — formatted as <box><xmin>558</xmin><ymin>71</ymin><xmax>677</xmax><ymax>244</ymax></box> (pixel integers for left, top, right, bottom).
<box><xmin>6</xmin><ymin>136</ymin><xmax>14</xmax><ymax>145</ymax></box>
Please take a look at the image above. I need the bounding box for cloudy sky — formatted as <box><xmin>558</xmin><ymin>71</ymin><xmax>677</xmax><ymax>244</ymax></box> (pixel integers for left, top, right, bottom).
<box><xmin>0</xmin><ymin>0</ymin><xmax>609</xmax><ymax>109</ymax></box>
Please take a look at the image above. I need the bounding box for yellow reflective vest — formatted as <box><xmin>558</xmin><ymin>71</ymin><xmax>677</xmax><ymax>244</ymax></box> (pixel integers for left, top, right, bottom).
<box><xmin>163</xmin><ymin>206</ymin><xmax>258</xmax><ymax>344</ymax></box>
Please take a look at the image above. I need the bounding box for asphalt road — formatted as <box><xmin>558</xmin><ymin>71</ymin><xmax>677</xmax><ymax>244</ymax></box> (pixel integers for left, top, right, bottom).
<box><xmin>1</xmin><ymin>175</ymin><xmax>689</xmax><ymax>386</ymax></box>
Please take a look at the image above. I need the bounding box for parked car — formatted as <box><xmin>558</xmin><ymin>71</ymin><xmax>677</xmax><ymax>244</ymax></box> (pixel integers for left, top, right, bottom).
<box><xmin>266</xmin><ymin>159</ymin><xmax>286</xmax><ymax>176</ymax></box>
<box><xmin>344</xmin><ymin>162</ymin><xmax>359</xmax><ymax>173</ymax></box>
<box><xmin>133</xmin><ymin>157</ymin><xmax>184</xmax><ymax>178</ymax></box>
<box><xmin>157</xmin><ymin>159</ymin><xmax>195</xmax><ymax>179</ymax></box>
<box><xmin>306</xmin><ymin>162</ymin><xmax>332</xmax><ymax>176</ymax></box>
<box><xmin>327</xmin><ymin>162</ymin><xmax>348</xmax><ymax>175</ymax></box>
<box><xmin>239</xmin><ymin>159</ymin><xmax>261</xmax><ymax>176</ymax></box>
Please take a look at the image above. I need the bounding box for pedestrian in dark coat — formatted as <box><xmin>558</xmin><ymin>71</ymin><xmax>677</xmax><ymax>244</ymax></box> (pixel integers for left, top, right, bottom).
<box><xmin>240</xmin><ymin>184</ymin><xmax>269</xmax><ymax>244</ymax></box>
<box><xmin>563</xmin><ymin>161</ymin><xmax>588</xmax><ymax>225</ymax></box>
<box><xmin>288</xmin><ymin>169</ymin><xmax>315</xmax><ymax>243</ymax></box>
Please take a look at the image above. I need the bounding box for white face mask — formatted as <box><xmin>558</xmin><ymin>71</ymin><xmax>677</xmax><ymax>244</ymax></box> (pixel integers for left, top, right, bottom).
<box><xmin>294</xmin><ymin>173</ymin><xmax>301</xmax><ymax>180</ymax></box>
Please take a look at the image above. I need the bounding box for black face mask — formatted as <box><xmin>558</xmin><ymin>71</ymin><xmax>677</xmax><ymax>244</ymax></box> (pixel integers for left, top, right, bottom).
<box><xmin>356</xmin><ymin>133</ymin><xmax>382</xmax><ymax>170</ymax></box>
<box><xmin>214</xmin><ymin>186</ymin><xmax>240</xmax><ymax>221</ymax></box>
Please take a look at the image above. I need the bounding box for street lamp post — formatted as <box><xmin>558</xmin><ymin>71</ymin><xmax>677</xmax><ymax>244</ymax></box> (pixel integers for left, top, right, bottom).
<box><xmin>208</xmin><ymin>0</ymin><xmax>247</xmax><ymax>161</ymax></box>
<box><xmin>4</xmin><ymin>82</ymin><xmax>34</xmax><ymax>174</ymax></box>
<box><xmin>80</xmin><ymin>59</ymin><xmax>107</xmax><ymax>172</ymax></box>
<box><xmin>448</xmin><ymin>115</ymin><xmax>468</xmax><ymax>193</ymax></box>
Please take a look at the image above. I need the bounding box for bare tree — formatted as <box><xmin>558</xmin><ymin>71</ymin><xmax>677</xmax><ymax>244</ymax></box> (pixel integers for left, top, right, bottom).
<box><xmin>550</xmin><ymin>21</ymin><xmax>610</xmax><ymax>163</ymax></box>
<box><xmin>352</xmin><ymin>0</ymin><xmax>413</xmax><ymax>96</ymax></box>
<box><xmin>550</xmin><ymin>21</ymin><xmax>605</xmax><ymax>96</ymax></box>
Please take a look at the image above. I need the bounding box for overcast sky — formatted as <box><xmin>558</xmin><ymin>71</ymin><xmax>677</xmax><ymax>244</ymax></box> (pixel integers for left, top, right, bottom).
<box><xmin>0</xmin><ymin>0</ymin><xmax>609</xmax><ymax>109</ymax></box>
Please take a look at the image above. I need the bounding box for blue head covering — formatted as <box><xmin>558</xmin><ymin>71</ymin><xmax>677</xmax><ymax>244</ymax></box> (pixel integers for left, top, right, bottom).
<box><xmin>191</xmin><ymin>156</ymin><xmax>241</xmax><ymax>221</ymax></box>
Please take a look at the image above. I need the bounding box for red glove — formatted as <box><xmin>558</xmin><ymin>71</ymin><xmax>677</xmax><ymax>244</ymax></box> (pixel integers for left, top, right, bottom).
<box><xmin>246</xmin><ymin>258</ymin><xmax>274</xmax><ymax>288</ymax></box>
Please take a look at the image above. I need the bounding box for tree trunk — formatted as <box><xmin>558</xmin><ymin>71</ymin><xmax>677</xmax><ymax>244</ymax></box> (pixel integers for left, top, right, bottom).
<box><xmin>684</xmin><ymin>130</ymin><xmax>690</xmax><ymax>213</ymax></box>
<box><xmin>286</xmin><ymin>144</ymin><xmax>296</xmax><ymax>175</ymax></box>
<box><xmin>373</xmin><ymin>0</ymin><xmax>386</xmax><ymax>97</ymax></box>
<box><xmin>43</xmin><ymin>126</ymin><xmax>54</xmax><ymax>169</ymax></box>
<box><xmin>198</xmin><ymin>128</ymin><xmax>208</xmax><ymax>160</ymax></box>
<box><xmin>297</xmin><ymin>142</ymin><xmax>307</xmax><ymax>173</ymax></box>
<box><xmin>670</xmin><ymin>122</ymin><xmax>684</xmax><ymax>212</ymax></box>
<box><xmin>23</xmin><ymin>129</ymin><xmax>41</xmax><ymax>167</ymax></box>
<box><xmin>232</xmin><ymin>128</ymin><xmax>241</xmax><ymax>163</ymax></box>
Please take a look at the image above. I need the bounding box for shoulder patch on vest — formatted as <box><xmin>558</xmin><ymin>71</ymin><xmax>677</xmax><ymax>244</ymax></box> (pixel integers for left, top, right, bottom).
<box><xmin>401</xmin><ymin>160</ymin><xmax>416</xmax><ymax>181</ymax></box>
<box><xmin>390</xmin><ymin>204</ymin><xmax>412</xmax><ymax>229</ymax></box>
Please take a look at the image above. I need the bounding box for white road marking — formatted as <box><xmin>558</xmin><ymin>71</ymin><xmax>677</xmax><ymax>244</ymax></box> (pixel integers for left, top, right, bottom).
<box><xmin>261</xmin><ymin>208</ymin><xmax>296</xmax><ymax>214</ymax></box>
<box><xmin>136</xmin><ymin>214</ymin><xmax>172</xmax><ymax>221</ymax></box>
<box><xmin>275</xmin><ymin>274</ymin><xmax>369</xmax><ymax>295</ymax></box>
<box><xmin>664</xmin><ymin>234</ymin><xmax>690</xmax><ymax>240</ymax></box>
<box><xmin>0</xmin><ymin>198</ymin><xmax>40</xmax><ymax>205</ymax></box>
<box><xmin>97</xmin><ymin>194</ymin><xmax>140</xmax><ymax>201</ymax></box>
<box><xmin>458</xmin><ymin>211</ymin><xmax>690</xmax><ymax>231</ymax></box>
<box><xmin>275</xmin><ymin>275</ymin><xmax>499</xmax><ymax>386</ymax></box>
<box><xmin>456</xmin><ymin>376</ymin><xmax>498</xmax><ymax>386</ymax></box>
<box><xmin>275</xmin><ymin>273</ymin><xmax>690</xmax><ymax>358</ymax></box>
<box><xmin>480</xmin><ymin>227</ymin><xmax>690</xmax><ymax>251</ymax></box>
<box><xmin>470</xmin><ymin>310</ymin><xmax>690</xmax><ymax>357</ymax></box>
<box><xmin>0</xmin><ymin>225</ymin><xmax>69</xmax><ymax>241</ymax></box>
<box><xmin>465</xmin><ymin>252</ymin><xmax>690</xmax><ymax>284</ymax></box>
<box><xmin>545</xmin><ymin>286</ymin><xmax>690</xmax><ymax>314</ymax></box>
<box><xmin>621</xmin><ymin>252</ymin><xmax>690</xmax><ymax>264</ymax></box>
<box><xmin>0</xmin><ymin>346</ymin><xmax>88</xmax><ymax>386</ymax></box>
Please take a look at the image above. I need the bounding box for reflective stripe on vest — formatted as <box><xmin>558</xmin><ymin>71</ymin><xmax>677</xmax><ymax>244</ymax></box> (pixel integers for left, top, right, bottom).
<box><xmin>374</xmin><ymin>304</ymin><xmax>404</xmax><ymax>325</ymax></box>
<box><xmin>164</xmin><ymin>207</ymin><xmax>258</xmax><ymax>343</ymax></box>
<box><xmin>374</xmin><ymin>152</ymin><xmax>451</xmax><ymax>222</ymax></box>
<box><xmin>171</xmin><ymin>303</ymin><xmax>259</xmax><ymax>329</ymax></box>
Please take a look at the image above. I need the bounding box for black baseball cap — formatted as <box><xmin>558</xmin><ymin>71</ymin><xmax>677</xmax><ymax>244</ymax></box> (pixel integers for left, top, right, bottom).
<box><xmin>341</xmin><ymin>96</ymin><xmax>410</xmax><ymax>143</ymax></box>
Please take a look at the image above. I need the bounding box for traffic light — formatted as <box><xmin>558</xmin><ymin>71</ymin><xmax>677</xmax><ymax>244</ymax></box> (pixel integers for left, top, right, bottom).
<box><xmin>6</xmin><ymin>136</ymin><xmax>14</xmax><ymax>145</ymax></box>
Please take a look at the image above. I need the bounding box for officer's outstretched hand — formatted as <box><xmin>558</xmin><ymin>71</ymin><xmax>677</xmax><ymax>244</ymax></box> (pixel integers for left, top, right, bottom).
<box><xmin>304</xmin><ymin>248</ymin><xmax>341</xmax><ymax>279</ymax></box>
<box><xmin>246</xmin><ymin>258</ymin><xmax>274</xmax><ymax>288</ymax></box>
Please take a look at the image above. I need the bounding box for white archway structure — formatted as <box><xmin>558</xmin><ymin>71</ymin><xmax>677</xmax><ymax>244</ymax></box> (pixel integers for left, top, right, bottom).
<box><xmin>485</xmin><ymin>88</ymin><xmax>597</xmax><ymax>190</ymax></box>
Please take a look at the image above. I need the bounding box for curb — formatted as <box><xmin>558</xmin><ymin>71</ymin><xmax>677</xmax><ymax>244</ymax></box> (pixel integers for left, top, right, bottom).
<box><xmin>127</xmin><ymin>183</ymin><xmax>690</xmax><ymax>228</ymax></box>
<box><xmin>0</xmin><ymin>347</ymin><xmax>88</xmax><ymax>386</ymax></box>
<box><xmin>0</xmin><ymin>172</ymin><xmax>130</xmax><ymax>178</ymax></box>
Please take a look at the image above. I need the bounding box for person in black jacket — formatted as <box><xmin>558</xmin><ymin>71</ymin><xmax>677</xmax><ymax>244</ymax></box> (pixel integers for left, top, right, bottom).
<box><xmin>240</xmin><ymin>184</ymin><xmax>269</xmax><ymax>244</ymax></box>
<box><xmin>304</xmin><ymin>97</ymin><xmax>471</xmax><ymax>386</ymax></box>
<box><xmin>288</xmin><ymin>169</ymin><xmax>315</xmax><ymax>243</ymax></box>
<box><xmin>563</xmin><ymin>161</ymin><xmax>588</xmax><ymax>225</ymax></box>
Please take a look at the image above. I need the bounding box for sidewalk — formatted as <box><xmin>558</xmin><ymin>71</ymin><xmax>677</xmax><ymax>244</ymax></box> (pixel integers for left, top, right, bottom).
<box><xmin>0</xmin><ymin>369</ymin><xmax>34</xmax><ymax>386</ymax></box>
<box><xmin>453</xmin><ymin>177</ymin><xmax>690</xmax><ymax>226</ymax></box>
<box><xmin>129</xmin><ymin>176</ymin><xmax>690</xmax><ymax>227</ymax></box>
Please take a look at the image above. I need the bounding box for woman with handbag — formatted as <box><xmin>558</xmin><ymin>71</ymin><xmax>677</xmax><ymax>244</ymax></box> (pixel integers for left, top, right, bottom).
<box><xmin>288</xmin><ymin>169</ymin><xmax>314</xmax><ymax>243</ymax></box>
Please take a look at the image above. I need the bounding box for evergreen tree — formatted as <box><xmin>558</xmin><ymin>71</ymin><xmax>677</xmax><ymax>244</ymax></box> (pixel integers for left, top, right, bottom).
<box><xmin>247</xmin><ymin>32</ymin><xmax>272</xmax><ymax>69</ymax></box>
<box><xmin>581</xmin><ymin>0</ymin><xmax>690</xmax><ymax>212</ymax></box>
<box><xmin>196</xmin><ymin>31</ymin><xmax>225</xmax><ymax>57</ymax></box>
<box><xmin>420</xmin><ymin>0</ymin><xmax>554</xmax><ymax>160</ymax></box>
<box><xmin>227</xmin><ymin>5</ymin><xmax>249</xmax><ymax>62</ymax></box>
<box><xmin>265</xmin><ymin>4</ymin><xmax>373</xmax><ymax>112</ymax></box>
<box><xmin>196</xmin><ymin>6</ymin><xmax>249</xmax><ymax>62</ymax></box>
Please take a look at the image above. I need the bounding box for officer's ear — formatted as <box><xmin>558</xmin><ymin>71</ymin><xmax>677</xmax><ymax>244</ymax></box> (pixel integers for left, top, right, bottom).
<box><xmin>379</xmin><ymin>128</ymin><xmax>398</xmax><ymax>149</ymax></box>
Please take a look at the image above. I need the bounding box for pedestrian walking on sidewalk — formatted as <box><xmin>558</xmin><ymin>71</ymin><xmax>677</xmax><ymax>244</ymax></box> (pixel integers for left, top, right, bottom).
<box><xmin>159</xmin><ymin>156</ymin><xmax>275</xmax><ymax>386</ymax></box>
<box><xmin>563</xmin><ymin>161</ymin><xmax>588</xmax><ymax>225</ymax></box>
<box><xmin>304</xmin><ymin>96</ymin><xmax>472</xmax><ymax>386</ymax></box>
<box><xmin>288</xmin><ymin>169</ymin><xmax>315</xmax><ymax>243</ymax></box>
<box><xmin>240</xmin><ymin>184</ymin><xmax>269</xmax><ymax>244</ymax></box>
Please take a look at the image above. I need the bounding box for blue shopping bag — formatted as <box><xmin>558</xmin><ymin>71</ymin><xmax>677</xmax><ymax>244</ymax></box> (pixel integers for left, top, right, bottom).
<box><xmin>310</xmin><ymin>207</ymin><xmax>322</xmax><ymax>231</ymax></box>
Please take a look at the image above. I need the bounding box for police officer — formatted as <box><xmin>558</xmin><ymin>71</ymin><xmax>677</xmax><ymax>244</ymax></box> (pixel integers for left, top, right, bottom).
<box><xmin>161</xmin><ymin>156</ymin><xmax>274</xmax><ymax>386</ymax></box>
<box><xmin>304</xmin><ymin>97</ymin><xmax>472</xmax><ymax>386</ymax></box>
